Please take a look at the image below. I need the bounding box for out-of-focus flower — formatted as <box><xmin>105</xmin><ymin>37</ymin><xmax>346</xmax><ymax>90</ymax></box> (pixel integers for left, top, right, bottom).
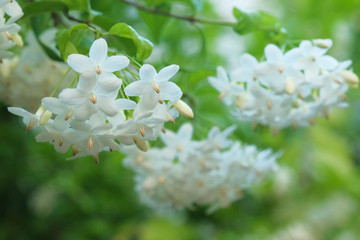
<box><xmin>123</xmin><ymin>123</ymin><xmax>279</xmax><ymax>213</ymax></box>
<box><xmin>209</xmin><ymin>39</ymin><xmax>358</xmax><ymax>131</ymax></box>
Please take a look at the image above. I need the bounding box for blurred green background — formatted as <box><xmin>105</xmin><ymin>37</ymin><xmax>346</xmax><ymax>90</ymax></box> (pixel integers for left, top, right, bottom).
<box><xmin>2</xmin><ymin>0</ymin><xmax>360</xmax><ymax>239</ymax></box>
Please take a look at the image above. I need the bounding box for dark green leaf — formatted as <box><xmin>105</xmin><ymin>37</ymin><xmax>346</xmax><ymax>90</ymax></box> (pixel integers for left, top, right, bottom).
<box><xmin>56</xmin><ymin>24</ymin><xmax>95</xmax><ymax>61</ymax></box>
<box><xmin>22</xmin><ymin>2</ymin><xmax>68</xmax><ymax>18</ymax></box>
<box><xmin>106</xmin><ymin>23</ymin><xmax>153</xmax><ymax>61</ymax></box>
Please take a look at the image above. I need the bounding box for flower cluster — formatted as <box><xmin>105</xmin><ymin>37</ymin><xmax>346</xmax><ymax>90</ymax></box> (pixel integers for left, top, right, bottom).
<box><xmin>123</xmin><ymin>123</ymin><xmax>279</xmax><ymax>213</ymax></box>
<box><xmin>0</xmin><ymin>0</ymin><xmax>23</xmax><ymax>59</ymax></box>
<box><xmin>0</xmin><ymin>32</ymin><xmax>68</xmax><ymax>110</ymax></box>
<box><xmin>209</xmin><ymin>39</ymin><xmax>359</xmax><ymax>131</ymax></box>
<box><xmin>8</xmin><ymin>38</ymin><xmax>190</xmax><ymax>162</ymax></box>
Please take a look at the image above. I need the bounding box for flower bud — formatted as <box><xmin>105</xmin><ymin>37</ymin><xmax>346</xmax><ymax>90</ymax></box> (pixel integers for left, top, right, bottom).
<box><xmin>174</xmin><ymin>99</ymin><xmax>194</xmax><ymax>118</ymax></box>
<box><xmin>340</xmin><ymin>70</ymin><xmax>359</xmax><ymax>88</ymax></box>
<box><xmin>285</xmin><ymin>78</ymin><xmax>295</xmax><ymax>95</ymax></box>
<box><xmin>11</xmin><ymin>33</ymin><xmax>23</xmax><ymax>47</ymax></box>
<box><xmin>133</xmin><ymin>136</ymin><xmax>149</xmax><ymax>152</ymax></box>
<box><xmin>39</xmin><ymin>110</ymin><xmax>52</xmax><ymax>125</ymax></box>
<box><xmin>313</xmin><ymin>39</ymin><xmax>332</xmax><ymax>49</ymax></box>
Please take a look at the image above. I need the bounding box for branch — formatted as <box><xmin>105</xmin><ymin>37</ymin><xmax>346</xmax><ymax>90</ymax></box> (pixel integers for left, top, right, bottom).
<box><xmin>120</xmin><ymin>0</ymin><xmax>235</xmax><ymax>27</ymax></box>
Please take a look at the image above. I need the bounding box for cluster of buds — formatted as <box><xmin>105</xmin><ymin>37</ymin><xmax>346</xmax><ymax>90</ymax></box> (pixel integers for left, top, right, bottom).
<box><xmin>123</xmin><ymin>123</ymin><xmax>279</xmax><ymax>213</ymax></box>
<box><xmin>0</xmin><ymin>0</ymin><xmax>23</xmax><ymax>60</ymax></box>
<box><xmin>8</xmin><ymin>38</ymin><xmax>193</xmax><ymax>162</ymax></box>
<box><xmin>209</xmin><ymin>39</ymin><xmax>359</xmax><ymax>132</ymax></box>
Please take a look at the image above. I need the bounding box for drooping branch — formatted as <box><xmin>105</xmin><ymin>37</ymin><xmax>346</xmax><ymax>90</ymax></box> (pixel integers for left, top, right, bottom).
<box><xmin>119</xmin><ymin>0</ymin><xmax>235</xmax><ymax>27</ymax></box>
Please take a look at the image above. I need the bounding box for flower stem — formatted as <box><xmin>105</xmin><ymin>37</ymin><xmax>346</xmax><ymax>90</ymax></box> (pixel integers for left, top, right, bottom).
<box><xmin>49</xmin><ymin>68</ymin><xmax>72</xmax><ymax>97</ymax></box>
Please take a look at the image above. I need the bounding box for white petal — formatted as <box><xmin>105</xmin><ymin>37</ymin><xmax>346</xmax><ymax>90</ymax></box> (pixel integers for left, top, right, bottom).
<box><xmin>67</xmin><ymin>54</ymin><xmax>93</xmax><ymax>73</ymax></box>
<box><xmin>265</xmin><ymin>44</ymin><xmax>283</xmax><ymax>63</ymax></box>
<box><xmin>74</xmin><ymin>103</ymin><xmax>96</xmax><ymax>121</ymax></box>
<box><xmin>318</xmin><ymin>56</ymin><xmax>338</xmax><ymax>70</ymax></box>
<box><xmin>41</xmin><ymin>97</ymin><xmax>67</xmax><ymax>114</ymax></box>
<box><xmin>98</xmin><ymin>73</ymin><xmax>122</xmax><ymax>92</ymax></box>
<box><xmin>284</xmin><ymin>48</ymin><xmax>302</xmax><ymax>65</ymax></box>
<box><xmin>78</xmin><ymin>72</ymin><xmax>98</xmax><ymax>92</ymax></box>
<box><xmin>115</xmin><ymin>98</ymin><xmax>137</xmax><ymax>110</ymax></box>
<box><xmin>217</xmin><ymin>66</ymin><xmax>229</xmax><ymax>83</ymax></box>
<box><xmin>156</xmin><ymin>64</ymin><xmax>179</xmax><ymax>82</ymax></box>
<box><xmin>89</xmin><ymin>38</ymin><xmax>108</xmax><ymax>66</ymax></box>
<box><xmin>159</xmin><ymin>82</ymin><xmax>182</xmax><ymax>101</ymax></box>
<box><xmin>8</xmin><ymin>107</ymin><xmax>33</xmax><ymax>118</ymax></box>
<box><xmin>124</xmin><ymin>80</ymin><xmax>149</xmax><ymax>97</ymax></box>
<box><xmin>178</xmin><ymin>123</ymin><xmax>193</xmax><ymax>141</ymax></box>
<box><xmin>59</xmin><ymin>88</ymin><xmax>86</xmax><ymax>105</ymax></box>
<box><xmin>139</xmin><ymin>64</ymin><xmax>157</xmax><ymax>82</ymax></box>
<box><xmin>208</xmin><ymin>76</ymin><xmax>225</xmax><ymax>92</ymax></box>
<box><xmin>4</xmin><ymin>1</ymin><xmax>23</xmax><ymax>23</ymax></box>
<box><xmin>239</xmin><ymin>54</ymin><xmax>258</xmax><ymax>68</ymax></box>
<box><xmin>97</xmin><ymin>96</ymin><xmax>119</xmax><ymax>116</ymax></box>
<box><xmin>103</xmin><ymin>56</ymin><xmax>130</xmax><ymax>72</ymax></box>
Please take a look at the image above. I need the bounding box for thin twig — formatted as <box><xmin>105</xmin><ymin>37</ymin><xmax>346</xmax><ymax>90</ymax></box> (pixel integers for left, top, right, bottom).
<box><xmin>120</xmin><ymin>0</ymin><xmax>235</xmax><ymax>27</ymax></box>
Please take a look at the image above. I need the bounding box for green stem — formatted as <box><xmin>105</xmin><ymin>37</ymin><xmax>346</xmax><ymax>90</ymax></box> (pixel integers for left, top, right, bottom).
<box><xmin>67</xmin><ymin>73</ymin><xmax>79</xmax><ymax>88</ymax></box>
<box><xmin>125</xmin><ymin>68</ymin><xmax>140</xmax><ymax>81</ymax></box>
<box><xmin>49</xmin><ymin>68</ymin><xmax>72</xmax><ymax>97</ymax></box>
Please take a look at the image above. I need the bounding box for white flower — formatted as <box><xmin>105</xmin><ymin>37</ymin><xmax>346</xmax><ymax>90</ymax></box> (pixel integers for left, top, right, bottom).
<box><xmin>8</xmin><ymin>106</ymin><xmax>45</xmax><ymax>132</ymax></box>
<box><xmin>208</xmin><ymin>66</ymin><xmax>243</xmax><ymax>105</ymax></box>
<box><xmin>123</xmin><ymin>123</ymin><xmax>279</xmax><ymax>213</ymax></box>
<box><xmin>210</xmin><ymin>39</ymin><xmax>358</xmax><ymax>131</ymax></box>
<box><xmin>67</xmin><ymin>38</ymin><xmax>129</xmax><ymax>87</ymax></box>
<box><xmin>124</xmin><ymin>64</ymin><xmax>182</xmax><ymax>102</ymax></box>
<box><xmin>59</xmin><ymin>71</ymin><xmax>120</xmax><ymax>120</ymax></box>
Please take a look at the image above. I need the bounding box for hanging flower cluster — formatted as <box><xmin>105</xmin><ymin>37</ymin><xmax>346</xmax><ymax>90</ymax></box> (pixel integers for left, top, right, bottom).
<box><xmin>8</xmin><ymin>38</ymin><xmax>190</xmax><ymax>162</ymax></box>
<box><xmin>123</xmin><ymin>123</ymin><xmax>279</xmax><ymax>213</ymax></box>
<box><xmin>0</xmin><ymin>32</ymin><xmax>68</xmax><ymax>110</ymax></box>
<box><xmin>209</xmin><ymin>39</ymin><xmax>359</xmax><ymax>131</ymax></box>
<box><xmin>0</xmin><ymin>0</ymin><xmax>23</xmax><ymax>59</ymax></box>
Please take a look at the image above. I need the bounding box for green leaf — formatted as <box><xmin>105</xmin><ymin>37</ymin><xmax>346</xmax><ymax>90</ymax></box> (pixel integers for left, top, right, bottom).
<box><xmin>232</xmin><ymin>8</ymin><xmax>287</xmax><ymax>43</ymax></box>
<box><xmin>90</xmin><ymin>0</ymin><xmax>112</xmax><ymax>12</ymax></box>
<box><xmin>92</xmin><ymin>16</ymin><xmax>118</xmax><ymax>31</ymax></box>
<box><xmin>30</xmin><ymin>15</ymin><xmax>63</xmax><ymax>61</ymax></box>
<box><xmin>22</xmin><ymin>2</ymin><xmax>68</xmax><ymax>18</ymax></box>
<box><xmin>56</xmin><ymin>24</ymin><xmax>95</xmax><ymax>61</ymax></box>
<box><xmin>43</xmin><ymin>0</ymin><xmax>89</xmax><ymax>11</ymax></box>
<box><xmin>106</xmin><ymin>23</ymin><xmax>153</xmax><ymax>61</ymax></box>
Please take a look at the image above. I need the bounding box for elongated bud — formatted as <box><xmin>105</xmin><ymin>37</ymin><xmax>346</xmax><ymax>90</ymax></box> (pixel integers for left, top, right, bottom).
<box><xmin>167</xmin><ymin>114</ymin><xmax>175</xmax><ymax>123</ymax></box>
<box><xmin>285</xmin><ymin>78</ymin><xmax>295</xmax><ymax>94</ymax></box>
<box><xmin>235</xmin><ymin>94</ymin><xmax>246</xmax><ymax>109</ymax></box>
<box><xmin>158</xmin><ymin>176</ymin><xmax>165</xmax><ymax>184</ymax></box>
<box><xmin>72</xmin><ymin>145</ymin><xmax>79</xmax><ymax>156</ymax></box>
<box><xmin>93</xmin><ymin>155</ymin><xmax>99</xmax><ymax>164</ymax></box>
<box><xmin>95</xmin><ymin>66</ymin><xmax>102</xmax><ymax>75</ymax></box>
<box><xmin>88</xmin><ymin>136</ymin><xmax>94</xmax><ymax>150</ymax></box>
<box><xmin>313</xmin><ymin>39</ymin><xmax>331</xmax><ymax>49</ymax></box>
<box><xmin>267</xmin><ymin>100</ymin><xmax>272</xmax><ymax>110</ymax></box>
<box><xmin>89</xmin><ymin>93</ymin><xmax>97</xmax><ymax>104</ymax></box>
<box><xmin>138</xmin><ymin>127</ymin><xmax>145</xmax><ymax>137</ymax></box>
<box><xmin>4</xmin><ymin>31</ymin><xmax>12</xmax><ymax>40</ymax></box>
<box><xmin>151</xmin><ymin>81</ymin><xmax>160</xmax><ymax>93</ymax></box>
<box><xmin>1</xmin><ymin>59</ymin><xmax>11</xmax><ymax>78</ymax></box>
<box><xmin>11</xmin><ymin>33</ymin><xmax>23</xmax><ymax>47</ymax></box>
<box><xmin>174</xmin><ymin>100</ymin><xmax>194</xmax><ymax>118</ymax></box>
<box><xmin>64</xmin><ymin>109</ymin><xmax>74</xmax><ymax>121</ymax></box>
<box><xmin>133</xmin><ymin>136</ymin><xmax>149</xmax><ymax>152</ymax></box>
<box><xmin>59</xmin><ymin>138</ymin><xmax>64</xmax><ymax>147</ymax></box>
<box><xmin>40</xmin><ymin>110</ymin><xmax>52</xmax><ymax>125</ymax></box>
<box><xmin>340</xmin><ymin>70</ymin><xmax>359</xmax><ymax>88</ymax></box>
